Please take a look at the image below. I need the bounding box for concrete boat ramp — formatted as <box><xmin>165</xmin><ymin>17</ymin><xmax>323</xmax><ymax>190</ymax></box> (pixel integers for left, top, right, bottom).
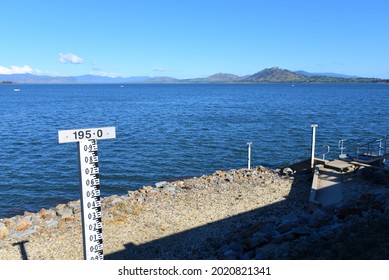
<box><xmin>309</xmin><ymin>159</ymin><xmax>355</xmax><ymax>208</ymax></box>
<box><xmin>308</xmin><ymin>154</ymin><xmax>389</xmax><ymax>208</ymax></box>
<box><xmin>285</xmin><ymin>130</ymin><xmax>389</xmax><ymax>208</ymax></box>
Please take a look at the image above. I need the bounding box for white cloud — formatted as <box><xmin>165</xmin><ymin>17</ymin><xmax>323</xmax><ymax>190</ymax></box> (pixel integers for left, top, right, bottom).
<box><xmin>0</xmin><ymin>65</ymin><xmax>37</xmax><ymax>74</ymax></box>
<box><xmin>59</xmin><ymin>53</ymin><xmax>84</xmax><ymax>64</ymax></box>
<box><xmin>153</xmin><ymin>67</ymin><xmax>168</xmax><ymax>72</ymax></box>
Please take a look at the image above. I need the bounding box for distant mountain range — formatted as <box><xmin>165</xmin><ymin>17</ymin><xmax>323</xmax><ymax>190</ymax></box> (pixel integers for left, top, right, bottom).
<box><xmin>294</xmin><ymin>70</ymin><xmax>359</xmax><ymax>78</ymax></box>
<box><xmin>1</xmin><ymin>67</ymin><xmax>387</xmax><ymax>84</ymax></box>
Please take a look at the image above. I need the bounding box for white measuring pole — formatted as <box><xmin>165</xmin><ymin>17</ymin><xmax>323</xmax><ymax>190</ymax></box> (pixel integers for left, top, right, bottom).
<box><xmin>247</xmin><ymin>142</ymin><xmax>252</xmax><ymax>170</ymax></box>
<box><xmin>78</xmin><ymin>139</ymin><xmax>103</xmax><ymax>260</ymax></box>
<box><xmin>58</xmin><ymin>126</ymin><xmax>116</xmax><ymax>260</ymax></box>
<box><xmin>311</xmin><ymin>124</ymin><xmax>318</xmax><ymax>170</ymax></box>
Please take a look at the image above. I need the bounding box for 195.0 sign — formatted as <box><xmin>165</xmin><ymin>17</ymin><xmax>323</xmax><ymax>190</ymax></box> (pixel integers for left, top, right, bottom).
<box><xmin>74</xmin><ymin>129</ymin><xmax>103</xmax><ymax>140</ymax></box>
<box><xmin>58</xmin><ymin>127</ymin><xmax>116</xmax><ymax>144</ymax></box>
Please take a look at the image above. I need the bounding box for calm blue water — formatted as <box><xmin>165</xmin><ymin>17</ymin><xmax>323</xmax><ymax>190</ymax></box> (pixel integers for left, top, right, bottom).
<box><xmin>0</xmin><ymin>83</ymin><xmax>388</xmax><ymax>218</ymax></box>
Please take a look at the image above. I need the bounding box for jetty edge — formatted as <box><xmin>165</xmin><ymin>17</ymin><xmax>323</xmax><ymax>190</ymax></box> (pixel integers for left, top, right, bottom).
<box><xmin>1</xmin><ymin>165</ymin><xmax>389</xmax><ymax>260</ymax></box>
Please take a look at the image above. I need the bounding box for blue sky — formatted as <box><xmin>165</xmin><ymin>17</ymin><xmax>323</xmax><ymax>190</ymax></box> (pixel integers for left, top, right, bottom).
<box><xmin>1</xmin><ymin>0</ymin><xmax>389</xmax><ymax>78</ymax></box>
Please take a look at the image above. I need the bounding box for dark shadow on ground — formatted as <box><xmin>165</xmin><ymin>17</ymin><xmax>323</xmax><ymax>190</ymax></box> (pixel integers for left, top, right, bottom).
<box><xmin>13</xmin><ymin>240</ymin><xmax>29</xmax><ymax>260</ymax></box>
<box><xmin>290</xmin><ymin>209</ymin><xmax>389</xmax><ymax>259</ymax></box>
<box><xmin>105</xmin><ymin>171</ymin><xmax>313</xmax><ymax>260</ymax></box>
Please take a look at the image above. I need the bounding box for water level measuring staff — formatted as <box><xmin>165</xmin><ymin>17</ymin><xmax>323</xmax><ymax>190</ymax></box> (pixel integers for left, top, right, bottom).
<box><xmin>58</xmin><ymin>126</ymin><xmax>116</xmax><ymax>260</ymax></box>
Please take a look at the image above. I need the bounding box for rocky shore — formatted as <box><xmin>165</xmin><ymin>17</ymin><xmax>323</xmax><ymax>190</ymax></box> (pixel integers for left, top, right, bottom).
<box><xmin>1</xmin><ymin>166</ymin><xmax>389</xmax><ymax>260</ymax></box>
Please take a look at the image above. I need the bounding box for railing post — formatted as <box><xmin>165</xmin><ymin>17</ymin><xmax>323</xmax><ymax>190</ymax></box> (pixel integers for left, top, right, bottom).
<box><xmin>322</xmin><ymin>145</ymin><xmax>330</xmax><ymax>160</ymax></box>
<box><xmin>379</xmin><ymin>139</ymin><xmax>384</xmax><ymax>156</ymax></box>
<box><xmin>311</xmin><ymin>124</ymin><xmax>318</xmax><ymax>170</ymax></box>
<box><xmin>247</xmin><ymin>142</ymin><xmax>252</xmax><ymax>170</ymax></box>
<box><xmin>339</xmin><ymin>140</ymin><xmax>348</xmax><ymax>159</ymax></box>
<box><xmin>356</xmin><ymin>141</ymin><xmax>360</xmax><ymax>160</ymax></box>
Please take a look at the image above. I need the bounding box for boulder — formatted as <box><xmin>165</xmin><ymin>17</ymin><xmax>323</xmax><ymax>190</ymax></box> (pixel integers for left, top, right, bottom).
<box><xmin>8</xmin><ymin>227</ymin><xmax>37</xmax><ymax>240</ymax></box>
<box><xmin>372</xmin><ymin>170</ymin><xmax>389</xmax><ymax>185</ymax></box>
<box><xmin>111</xmin><ymin>197</ymin><xmax>123</xmax><ymax>204</ymax></box>
<box><xmin>0</xmin><ymin>222</ymin><xmax>8</xmax><ymax>239</ymax></box>
<box><xmin>259</xmin><ymin>223</ymin><xmax>280</xmax><ymax>239</ymax></box>
<box><xmin>282</xmin><ymin>167</ymin><xmax>294</xmax><ymax>176</ymax></box>
<box><xmin>244</xmin><ymin>233</ymin><xmax>268</xmax><ymax>249</ymax></box>
<box><xmin>291</xmin><ymin>225</ymin><xmax>315</xmax><ymax>237</ymax></box>
<box><xmin>67</xmin><ymin>200</ymin><xmax>81</xmax><ymax>214</ymax></box>
<box><xmin>55</xmin><ymin>205</ymin><xmax>73</xmax><ymax>221</ymax></box>
<box><xmin>359</xmin><ymin>168</ymin><xmax>374</xmax><ymax>180</ymax></box>
<box><xmin>38</xmin><ymin>208</ymin><xmax>55</xmax><ymax>220</ymax></box>
<box><xmin>277</xmin><ymin>213</ymin><xmax>299</xmax><ymax>233</ymax></box>
<box><xmin>14</xmin><ymin>218</ymin><xmax>32</xmax><ymax>232</ymax></box>
<box><xmin>221</xmin><ymin>249</ymin><xmax>239</xmax><ymax>260</ymax></box>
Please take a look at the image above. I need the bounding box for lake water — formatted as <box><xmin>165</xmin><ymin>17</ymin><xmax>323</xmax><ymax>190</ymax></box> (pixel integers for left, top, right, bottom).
<box><xmin>0</xmin><ymin>83</ymin><xmax>388</xmax><ymax>218</ymax></box>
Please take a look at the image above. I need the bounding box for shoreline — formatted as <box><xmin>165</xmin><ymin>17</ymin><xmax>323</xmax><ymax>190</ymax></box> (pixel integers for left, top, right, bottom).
<box><xmin>1</xmin><ymin>166</ymin><xmax>389</xmax><ymax>260</ymax></box>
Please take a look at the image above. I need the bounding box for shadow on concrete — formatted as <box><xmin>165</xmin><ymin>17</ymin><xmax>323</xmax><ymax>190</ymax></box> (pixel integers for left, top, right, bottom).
<box><xmin>105</xmin><ymin>172</ymin><xmax>313</xmax><ymax>260</ymax></box>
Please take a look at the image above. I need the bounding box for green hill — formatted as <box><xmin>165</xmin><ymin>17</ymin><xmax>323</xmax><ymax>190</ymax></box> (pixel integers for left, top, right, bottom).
<box><xmin>241</xmin><ymin>67</ymin><xmax>385</xmax><ymax>83</ymax></box>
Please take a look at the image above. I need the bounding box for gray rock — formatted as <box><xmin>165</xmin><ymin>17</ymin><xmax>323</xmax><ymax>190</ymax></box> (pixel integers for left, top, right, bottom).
<box><xmin>306</xmin><ymin>231</ymin><xmax>321</xmax><ymax>243</ymax></box>
<box><xmin>255</xmin><ymin>242</ymin><xmax>278</xmax><ymax>259</ymax></box>
<box><xmin>225</xmin><ymin>174</ymin><xmax>234</xmax><ymax>182</ymax></box>
<box><xmin>273</xmin><ymin>231</ymin><xmax>295</xmax><ymax>243</ymax></box>
<box><xmin>0</xmin><ymin>222</ymin><xmax>8</xmax><ymax>239</ymax></box>
<box><xmin>111</xmin><ymin>197</ymin><xmax>123</xmax><ymax>204</ymax></box>
<box><xmin>55</xmin><ymin>207</ymin><xmax>73</xmax><ymax>220</ymax></box>
<box><xmin>44</xmin><ymin>219</ymin><xmax>59</xmax><ymax>228</ymax></box>
<box><xmin>34</xmin><ymin>209</ymin><xmax>54</xmax><ymax>222</ymax></box>
<box><xmin>227</xmin><ymin>242</ymin><xmax>243</xmax><ymax>252</ymax></box>
<box><xmin>282</xmin><ymin>167</ymin><xmax>293</xmax><ymax>176</ymax></box>
<box><xmin>218</xmin><ymin>244</ymin><xmax>231</xmax><ymax>253</ymax></box>
<box><xmin>303</xmin><ymin>208</ymin><xmax>328</xmax><ymax>227</ymax></box>
<box><xmin>67</xmin><ymin>200</ymin><xmax>81</xmax><ymax>214</ymax></box>
<box><xmin>301</xmin><ymin>213</ymin><xmax>318</xmax><ymax>227</ymax></box>
<box><xmin>163</xmin><ymin>186</ymin><xmax>177</xmax><ymax>193</ymax></box>
<box><xmin>155</xmin><ymin>181</ymin><xmax>168</xmax><ymax>188</ymax></box>
<box><xmin>259</xmin><ymin>223</ymin><xmax>280</xmax><ymax>239</ymax></box>
<box><xmin>318</xmin><ymin>223</ymin><xmax>342</xmax><ymax>237</ymax></box>
<box><xmin>277</xmin><ymin>214</ymin><xmax>299</xmax><ymax>233</ymax></box>
<box><xmin>372</xmin><ymin>170</ymin><xmax>389</xmax><ymax>185</ymax></box>
<box><xmin>246</xmin><ymin>234</ymin><xmax>268</xmax><ymax>248</ymax></box>
<box><xmin>240</xmin><ymin>250</ymin><xmax>255</xmax><ymax>260</ymax></box>
<box><xmin>8</xmin><ymin>227</ymin><xmax>38</xmax><ymax>240</ymax></box>
<box><xmin>281</xmin><ymin>213</ymin><xmax>299</xmax><ymax>224</ymax></box>
<box><xmin>145</xmin><ymin>197</ymin><xmax>155</xmax><ymax>203</ymax></box>
<box><xmin>222</xmin><ymin>249</ymin><xmax>239</xmax><ymax>260</ymax></box>
<box><xmin>291</xmin><ymin>225</ymin><xmax>315</xmax><ymax>237</ymax></box>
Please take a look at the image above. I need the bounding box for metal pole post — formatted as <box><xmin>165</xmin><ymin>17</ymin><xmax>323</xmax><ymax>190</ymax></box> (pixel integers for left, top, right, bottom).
<box><xmin>247</xmin><ymin>142</ymin><xmax>252</xmax><ymax>170</ymax></box>
<box><xmin>311</xmin><ymin>124</ymin><xmax>318</xmax><ymax>170</ymax></box>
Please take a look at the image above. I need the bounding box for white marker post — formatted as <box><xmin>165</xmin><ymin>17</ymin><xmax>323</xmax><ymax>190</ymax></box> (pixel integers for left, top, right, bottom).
<box><xmin>58</xmin><ymin>127</ymin><xmax>116</xmax><ymax>260</ymax></box>
<box><xmin>247</xmin><ymin>142</ymin><xmax>252</xmax><ymax>170</ymax></box>
<box><xmin>311</xmin><ymin>124</ymin><xmax>318</xmax><ymax>170</ymax></box>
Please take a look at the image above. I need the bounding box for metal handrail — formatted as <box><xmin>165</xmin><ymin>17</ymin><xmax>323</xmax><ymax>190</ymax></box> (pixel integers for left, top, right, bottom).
<box><xmin>338</xmin><ymin>135</ymin><xmax>389</xmax><ymax>160</ymax></box>
<box><xmin>338</xmin><ymin>139</ymin><xmax>357</xmax><ymax>158</ymax></box>
<box><xmin>338</xmin><ymin>139</ymin><xmax>347</xmax><ymax>157</ymax></box>
<box><xmin>320</xmin><ymin>145</ymin><xmax>330</xmax><ymax>160</ymax></box>
<box><xmin>355</xmin><ymin>135</ymin><xmax>388</xmax><ymax>157</ymax></box>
